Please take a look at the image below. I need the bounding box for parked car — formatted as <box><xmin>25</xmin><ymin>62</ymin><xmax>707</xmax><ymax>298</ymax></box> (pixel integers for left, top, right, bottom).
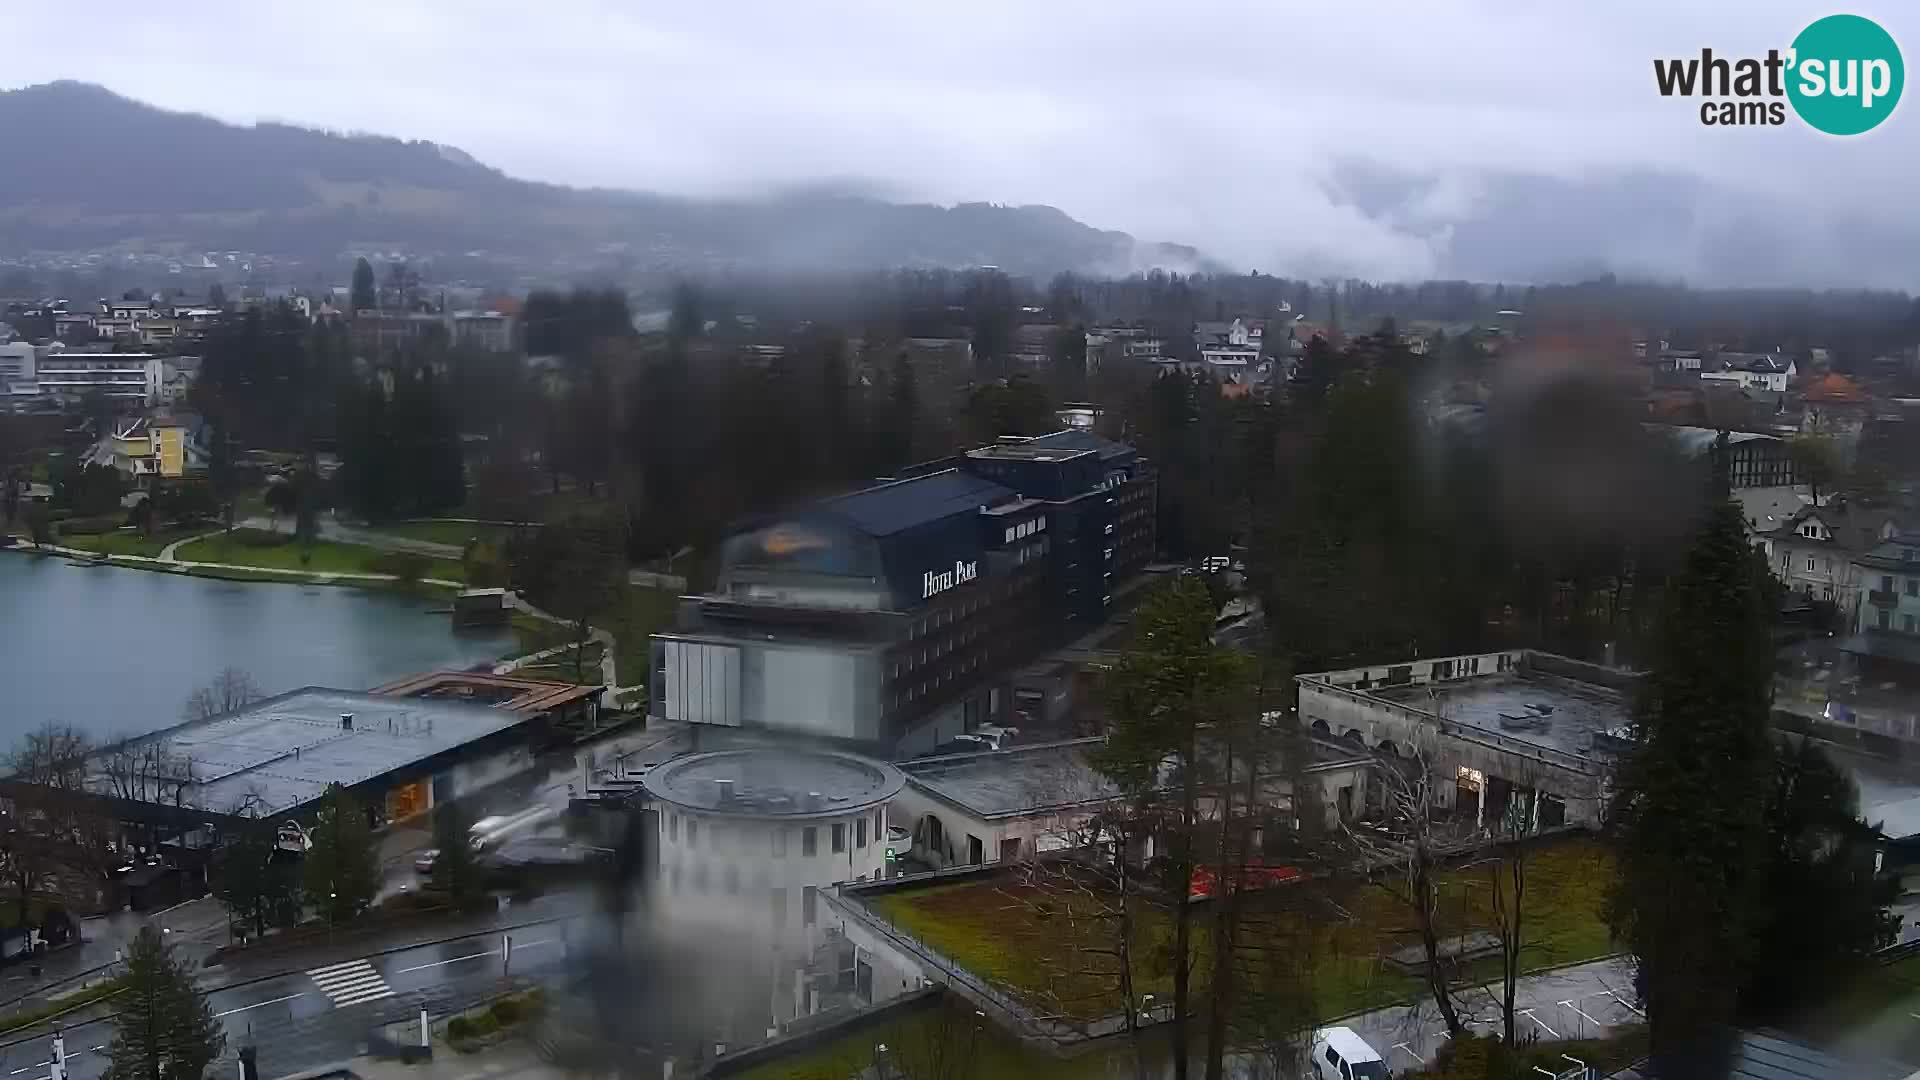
<box><xmin>971</xmin><ymin>724</ymin><xmax>1020</xmax><ymax>749</ymax></box>
<box><xmin>1310</xmin><ymin>1026</ymin><xmax>1390</xmax><ymax>1080</ymax></box>
<box><xmin>414</xmin><ymin>849</ymin><xmax>439</xmax><ymax>874</ymax></box>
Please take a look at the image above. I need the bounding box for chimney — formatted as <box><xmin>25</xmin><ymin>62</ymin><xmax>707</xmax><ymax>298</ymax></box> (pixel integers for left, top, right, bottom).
<box><xmin>340</xmin><ymin>713</ymin><xmax>354</xmax><ymax>731</ymax></box>
<box><xmin>807</xmin><ymin>791</ymin><xmax>823</xmax><ymax>812</ymax></box>
<box><xmin>715</xmin><ymin>779</ymin><xmax>734</xmax><ymax>805</ymax></box>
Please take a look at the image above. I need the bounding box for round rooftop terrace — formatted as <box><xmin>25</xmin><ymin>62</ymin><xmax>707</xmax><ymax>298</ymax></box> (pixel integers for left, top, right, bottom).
<box><xmin>643</xmin><ymin>748</ymin><xmax>905</xmax><ymax>819</ymax></box>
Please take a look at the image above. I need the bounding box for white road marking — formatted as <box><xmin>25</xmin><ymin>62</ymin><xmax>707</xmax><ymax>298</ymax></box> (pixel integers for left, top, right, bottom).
<box><xmin>1559</xmin><ymin>1000</ymin><xmax>1603</xmax><ymax>1027</ymax></box>
<box><xmin>511</xmin><ymin>938</ymin><xmax>555</xmax><ymax>950</ymax></box>
<box><xmin>395</xmin><ymin>950</ymin><xmax>498</xmax><ymax>974</ymax></box>
<box><xmin>1392</xmin><ymin>1042</ymin><xmax>1423</xmax><ymax>1063</ymax></box>
<box><xmin>1521</xmin><ymin>1009</ymin><xmax>1560</xmax><ymax>1038</ymax></box>
<box><xmin>12</xmin><ymin>1063</ymin><xmax>49</xmax><ymax>1074</ymax></box>
<box><xmin>215</xmin><ymin>993</ymin><xmax>304</xmax><ymax>1018</ymax></box>
<box><xmin>307</xmin><ymin>959</ymin><xmax>395</xmax><ymax>1007</ymax></box>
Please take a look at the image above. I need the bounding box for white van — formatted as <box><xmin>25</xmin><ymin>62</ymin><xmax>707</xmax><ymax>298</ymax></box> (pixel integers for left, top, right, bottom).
<box><xmin>1310</xmin><ymin>1026</ymin><xmax>1391</xmax><ymax>1080</ymax></box>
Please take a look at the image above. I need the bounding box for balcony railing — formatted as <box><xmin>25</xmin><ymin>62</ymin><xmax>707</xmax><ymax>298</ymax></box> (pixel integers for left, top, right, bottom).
<box><xmin>1870</xmin><ymin>589</ymin><xmax>1900</xmax><ymax>607</ymax></box>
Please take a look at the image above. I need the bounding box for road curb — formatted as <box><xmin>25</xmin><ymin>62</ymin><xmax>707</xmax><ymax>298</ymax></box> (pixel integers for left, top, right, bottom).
<box><xmin>197</xmin><ymin>909</ymin><xmax>585</xmax><ymax>996</ymax></box>
<box><xmin>0</xmin><ymin>910</ymin><xmax>586</xmax><ymax>1051</ymax></box>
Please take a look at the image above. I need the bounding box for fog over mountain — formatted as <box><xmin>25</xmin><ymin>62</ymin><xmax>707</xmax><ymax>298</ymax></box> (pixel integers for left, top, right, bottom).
<box><xmin>0</xmin><ymin>83</ymin><xmax>1200</xmax><ymax>279</ymax></box>
<box><xmin>3</xmin><ymin>0</ymin><xmax>1917</xmax><ymax>287</ymax></box>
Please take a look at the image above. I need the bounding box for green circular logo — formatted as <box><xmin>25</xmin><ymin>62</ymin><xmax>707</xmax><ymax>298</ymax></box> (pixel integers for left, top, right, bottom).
<box><xmin>1787</xmin><ymin>14</ymin><xmax>1903</xmax><ymax>135</ymax></box>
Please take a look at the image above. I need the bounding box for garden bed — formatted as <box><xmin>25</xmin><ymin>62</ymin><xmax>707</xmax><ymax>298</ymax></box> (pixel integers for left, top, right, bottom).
<box><xmin>865</xmin><ymin>834</ymin><xmax>1617</xmax><ymax>1022</ymax></box>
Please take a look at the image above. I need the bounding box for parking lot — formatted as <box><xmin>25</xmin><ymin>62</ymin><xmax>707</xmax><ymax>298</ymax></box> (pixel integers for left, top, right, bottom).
<box><xmin>1341</xmin><ymin>956</ymin><xmax>1643</xmax><ymax>1071</ymax></box>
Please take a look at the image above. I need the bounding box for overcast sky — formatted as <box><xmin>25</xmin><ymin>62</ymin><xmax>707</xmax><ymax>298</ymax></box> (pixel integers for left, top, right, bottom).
<box><xmin>2</xmin><ymin>1</ymin><xmax>1914</xmax><ymax>286</ymax></box>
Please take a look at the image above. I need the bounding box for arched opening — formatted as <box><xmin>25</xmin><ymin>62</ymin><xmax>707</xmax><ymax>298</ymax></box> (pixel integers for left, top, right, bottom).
<box><xmin>1343</xmin><ymin>729</ymin><xmax>1366</xmax><ymax>747</ymax></box>
<box><xmin>1310</xmin><ymin>719</ymin><xmax>1332</xmax><ymax>737</ymax></box>
<box><xmin>1376</xmin><ymin>739</ymin><xmax>1400</xmax><ymax>757</ymax></box>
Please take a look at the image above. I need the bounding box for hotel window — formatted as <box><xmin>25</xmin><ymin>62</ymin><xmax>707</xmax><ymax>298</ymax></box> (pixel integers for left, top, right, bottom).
<box><xmin>1806</xmin><ymin>557</ymin><xmax>1816</xmax><ymax>573</ymax></box>
<box><xmin>833</xmin><ymin>823</ymin><xmax>847</xmax><ymax>853</ymax></box>
<box><xmin>803</xmin><ymin>885</ymin><xmax>818</xmax><ymax>925</ymax></box>
<box><xmin>857</xmin><ymin>817</ymin><xmax>868</xmax><ymax>849</ymax></box>
<box><xmin>668</xmin><ymin>814</ymin><xmax>679</xmax><ymax>843</ymax></box>
<box><xmin>803</xmin><ymin>826</ymin><xmax>818</xmax><ymax>856</ymax></box>
<box><xmin>686</xmin><ymin>819</ymin><xmax>698</xmax><ymax>846</ymax></box>
<box><xmin>1906</xmin><ymin>614</ymin><xmax>1918</xmax><ymax>633</ymax></box>
<box><xmin>770</xmin><ymin>888</ymin><xmax>786</xmax><ymax>927</ymax></box>
<box><xmin>773</xmin><ymin>828</ymin><xmax>788</xmax><ymax>857</ymax></box>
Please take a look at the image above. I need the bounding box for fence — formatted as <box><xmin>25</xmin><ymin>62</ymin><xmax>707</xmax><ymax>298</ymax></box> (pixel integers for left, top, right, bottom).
<box><xmin>824</xmin><ymin>883</ymin><xmax>1170</xmax><ymax>1051</ymax></box>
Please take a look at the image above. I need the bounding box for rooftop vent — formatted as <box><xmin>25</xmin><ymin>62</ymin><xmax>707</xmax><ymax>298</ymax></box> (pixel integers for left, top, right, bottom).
<box><xmin>341</xmin><ymin>713</ymin><xmax>354</xmax><ymax>731</ymax></box>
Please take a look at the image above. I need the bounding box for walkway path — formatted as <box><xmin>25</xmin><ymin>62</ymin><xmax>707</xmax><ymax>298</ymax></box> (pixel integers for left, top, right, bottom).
<box><xmin>157</xmin><ymin>528</ymin><xmax>224</xmax><ymax>562</ymax></box>
<box><xmin>238</xmin><ymin>514</ymin><xmax>465</xmax><ymax>560</ymax></box>
<box><xmin>3</xmin><ymin>539</ymin><xmax>463</xmax><ymax>589</ymax></box>
<box><xmin>495</xmin><ymin>594</ymin><xmax>617</xmax><ymax>688</ymax></box>
<box><xmin>6</xmin><ymin>533</ymin><xmax>618</xmax><ymax>686</ymax></box>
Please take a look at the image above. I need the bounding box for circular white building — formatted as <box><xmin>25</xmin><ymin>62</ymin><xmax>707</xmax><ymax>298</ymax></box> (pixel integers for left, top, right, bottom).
<box><xmin>645</xmin><ymin>748</ymin><xmax>905</xmax><ymax>940</ymax></box>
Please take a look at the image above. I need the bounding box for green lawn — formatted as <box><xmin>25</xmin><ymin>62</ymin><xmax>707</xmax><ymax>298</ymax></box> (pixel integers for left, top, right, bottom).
<box><xmin>62</xmin><ymin>526</ymin><xmax>206</xmax><ymax>558</ymax></box>
<box><xmin>600</xmin><ymin>584</ymin><xmax>678</xmax><ymax>687</ymax></box>
<box><xmin>1786</xmin><ymin>953</ymin><xmax>1920</xmax><ymax>1054</ymax></box>
<box><xmin>174</xmin><ymin>529</ymin><xmax>467</xmax><ymax>582</ymax></box>
<box><xmin>371</xmin><ymin>520</ymin><xmax>532</xmax><ymax>549</ymax></box>
<box><xmin>868</xmin><ymin>835</ymin><xmax>1618</xmax><ymax>1023</ymax></box>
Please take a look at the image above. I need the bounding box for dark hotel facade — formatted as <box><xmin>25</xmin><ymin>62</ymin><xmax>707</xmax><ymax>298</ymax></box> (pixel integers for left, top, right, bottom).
<box><xmin>649</xmin><ymin>429</ymin><xmax>1156</xmax><ymax>756</ymax></box>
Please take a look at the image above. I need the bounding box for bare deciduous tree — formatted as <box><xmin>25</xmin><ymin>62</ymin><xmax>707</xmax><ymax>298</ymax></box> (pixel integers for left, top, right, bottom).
<box><xmin>1</xmin><ymin>723</ymin><xmax>113</xmax><ymax>911</ymax></box>
<box><xmin>181</xmin><ymin>668</ymin><xmax>263</xmax><ymax>721</ymax></box>
<box><xmin>1340</xmin><ymin>741</ymin><xmax>1476</xmax><ymax>1039</ymax></box>
<box><xmin>997</xmin><ymin>768</ymin><xmax>1152</xmax><ymax>1039</ymax></box>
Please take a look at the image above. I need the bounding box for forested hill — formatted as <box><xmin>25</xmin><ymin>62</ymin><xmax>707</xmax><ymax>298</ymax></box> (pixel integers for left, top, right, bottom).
<box><xmin>0</xmin><ymin>82</ymin><xmax>1193</xmax><ymax>277</ymax></box>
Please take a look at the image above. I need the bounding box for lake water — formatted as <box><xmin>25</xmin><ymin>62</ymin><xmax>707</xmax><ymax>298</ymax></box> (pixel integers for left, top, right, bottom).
<box><xmin>0</xmin><ymin>554</ymin><xmax>517</xmax><ymax>744</ymax></box>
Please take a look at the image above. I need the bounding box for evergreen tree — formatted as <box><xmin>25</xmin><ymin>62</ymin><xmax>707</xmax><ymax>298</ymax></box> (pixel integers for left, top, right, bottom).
<box><xmin>212</xmin><ymin>825</ymin><xmax>298</xmax><ymax>940</ymax></box>
<box><xmin>1609</xmin><ymin>447</ymin><xmax>1775</xmax><ymax>1075</ymax></box>
<box><xmin>1742</xmin><ymin>738</ymin><xmax>1899</xmax><ymax>1021</ymax></box>
<box><xmin>105</xmin><ymin>926</ymin><xmax>224</xmax><ymax>1080</ymax></box>
<box><xmin>350</xmin><ymin>257</ymin><xmax>376</xmax><ymax>314</ymax></box>
<box><xmin>429</xmin><ymin>800</ymin><xmax>485</xmax><ymax>908</ymax></box>
<box><xmin>302</xmin><ymin>784</ymin><xmax>378</xmax><ymax>924</ymax></box>
<box><xmin>1094</xmin><ymin>577</ymin><xmax>1253</xmax><ymax>1080</ymax></box>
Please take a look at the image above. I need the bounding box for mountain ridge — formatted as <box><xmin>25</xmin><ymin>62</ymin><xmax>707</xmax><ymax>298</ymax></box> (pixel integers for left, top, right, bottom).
<box><xmin>0</xmin><ymin>81</ymin><xmax>1198</xmax><ymax>278</ymax></box>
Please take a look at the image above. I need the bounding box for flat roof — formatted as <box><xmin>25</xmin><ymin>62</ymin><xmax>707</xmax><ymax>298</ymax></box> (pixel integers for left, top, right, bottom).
<box><xmin>904</xmin><ymin>739</ymin><xmax>1120</xmax><ymax>818</ymax></box>
<box><xmin>1375</xmin><ymin>671</ymin><xmax>1629</xmax><ymax>758</ymax></box>
<box><xmin>104</xmin><ymin>688</ymin><xmax>532</xmax><ymax>818</ymax></box>
<box><xmin>644</xmin><ymin>748</ymin><xmax>904</xmax><ymax>818</ymax></box>
<box><xmin>904</xmin><ymin>736</ymin><xmax>1369</xmax><ymax>819</ymax></box>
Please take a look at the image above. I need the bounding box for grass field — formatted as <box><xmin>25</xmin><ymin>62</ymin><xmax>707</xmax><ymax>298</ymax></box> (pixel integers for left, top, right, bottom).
<box><xmin>868</xmin><ymin>835</ymin><xmax>1617</xmax><ymax>1022</ymax></box>
<box><xmin>601</xmin><ymin>584</ymin><xmax>678</xmax><ymax>686</ymax></box>
<box><xmin>174</xmin><ymin>529</ymin><xmax>467</xmax><ymax>582</ymax></box>
<box><xmin>1786</xmin><ymin>953</ymin><xmax>1920</xmax><ymax>1053</ymax></box>
<box><xmin>62</xmin><ymin>526</ymin><xmax>206</xmax><ymax>558</ymax></box>
<box><xmin>370</xmin><ymin>520</ymin><xmax>532</xmax><ymax>549</ymax></box>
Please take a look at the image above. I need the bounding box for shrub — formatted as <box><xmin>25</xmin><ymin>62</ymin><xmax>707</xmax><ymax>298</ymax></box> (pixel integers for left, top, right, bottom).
<box><xmin>489</xmin><ymin>998</ymin><xmax>521</xmax><ymax>1026</ymax></box>
<box><xmin>446</xmin><ymin>1016</ymin><xmax>472</xmax><ymax>1041</ymax></box>
<box><xmin>466</xmin><ymin>1011</ymin><xmax>499</xmax><ymax>1036</ymax></box>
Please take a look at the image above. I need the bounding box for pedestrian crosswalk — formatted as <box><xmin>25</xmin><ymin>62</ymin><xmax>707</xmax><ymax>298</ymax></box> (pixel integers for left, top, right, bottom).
<box><xmin>305</xmin><ymin>959</ymin><xmax>394</xmax><ymax>1007</ymax></box>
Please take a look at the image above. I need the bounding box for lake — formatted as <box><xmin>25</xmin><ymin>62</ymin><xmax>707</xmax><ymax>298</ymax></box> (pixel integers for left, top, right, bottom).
<box><xmin>0</xmin><ymin>554</ymin><xmax>517</xmax><ymax>745</ymax></box>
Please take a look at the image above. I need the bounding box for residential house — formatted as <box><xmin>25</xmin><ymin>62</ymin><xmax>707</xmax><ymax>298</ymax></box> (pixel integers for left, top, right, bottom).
<box><xmin>82</xmin><ymin>414</ymin><xmax>208</xmax><ymax>484</ymax></box>
<box><xmin>1648</xmin><ymin>425</ymin><xmax>1797</xmax><ymax>489</ymax></box>
<box><xmin>450</xmin><ymin>311</ymin><xmax>515</xmax><ymax>353</ymax></box>
<box><xmin>1801</xmin><ymin>372</ymin><xmax>1874</xmax><ymax>466</ymax></box>
<box><xmin>1765</xmin><ymin>503</ymin><xmax>1911</xmax><ymax>622</ymax></box>
<box><xmin>1856</xmin><ymin>533</ymin><xmax>1920</xmax><ymax>638</ymax></box>
<box><xmin>1701</xmin><ymin>352</ymin><xmax>1796</xmax><ymax>393</ymax></box>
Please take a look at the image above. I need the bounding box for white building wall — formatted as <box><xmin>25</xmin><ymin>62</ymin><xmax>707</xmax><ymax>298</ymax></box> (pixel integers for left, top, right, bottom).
<box><xmin>654</xmin><ymin>801</ymin><xmax>892</xmax><ymax>946</ymax></box>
